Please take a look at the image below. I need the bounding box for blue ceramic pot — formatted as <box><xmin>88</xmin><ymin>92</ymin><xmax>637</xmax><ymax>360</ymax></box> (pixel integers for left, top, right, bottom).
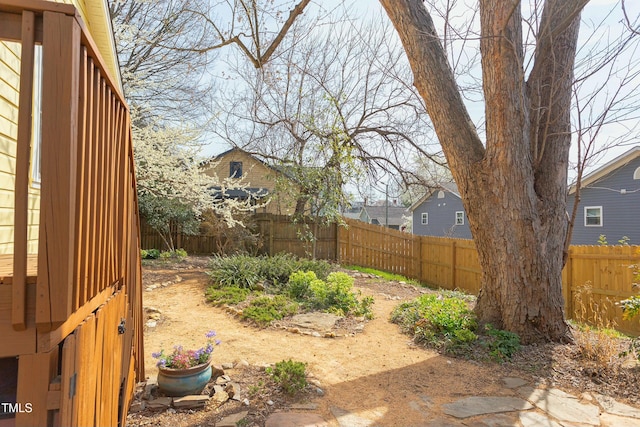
<box><xmin>157</xmin><ymin>361</ymin><xmax>212</xmax><ymax>396</ymax></box>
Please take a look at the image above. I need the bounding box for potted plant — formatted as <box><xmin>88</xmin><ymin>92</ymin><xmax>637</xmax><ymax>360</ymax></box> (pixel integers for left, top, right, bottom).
<box><xmin>152</xmin><ymin>330</ymin><xmax>221</xmax><ymax>396</ymax></box>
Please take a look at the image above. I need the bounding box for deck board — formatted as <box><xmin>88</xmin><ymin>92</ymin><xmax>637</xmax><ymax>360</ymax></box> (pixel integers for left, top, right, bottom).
<box><xmin>0</xmin><ymin>254</ymin><xmax>38</xmax><ymax>284</ymax></box>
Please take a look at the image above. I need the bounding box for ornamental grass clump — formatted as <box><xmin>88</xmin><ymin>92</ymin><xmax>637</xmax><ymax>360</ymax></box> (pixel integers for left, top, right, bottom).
<box><xmin>152</xmin><ymin>331</ymin><xmax>221</xmax><ymax>369</ymax></box>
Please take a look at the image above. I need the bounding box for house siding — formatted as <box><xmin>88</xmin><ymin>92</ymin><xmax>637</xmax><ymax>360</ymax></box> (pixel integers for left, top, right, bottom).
<box><xmin>0</xmin><ymin>0</ymin><xmax>118</xmax><ymax>254</ymax></box>
<box><xmin>568</xmin><ymin>155</ymin><xmax>640</xmax><ymax>245</ymax></box>
<box><xmin>412</xmin><ymin>191</ymin><xmax>472</xmax><ymax>239</ymax></box>
<box><xmin>203</xmin><ymin>149</ymin><xmax>299</xmax><ymax>215</ymax></box>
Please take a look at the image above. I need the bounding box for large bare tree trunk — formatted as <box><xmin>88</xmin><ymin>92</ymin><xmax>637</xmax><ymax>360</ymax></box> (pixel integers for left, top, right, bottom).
<box><xmin>380</xmin><ymin>0</ymin><xmax>587</xmax><ymax>343</ymax></box>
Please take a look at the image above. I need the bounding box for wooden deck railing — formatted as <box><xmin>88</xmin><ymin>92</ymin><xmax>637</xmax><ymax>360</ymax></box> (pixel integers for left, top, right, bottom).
<box><xmin>1</xmin><ymin>0</ymin><xmax>143</xmax><ymax>369</ymax></box>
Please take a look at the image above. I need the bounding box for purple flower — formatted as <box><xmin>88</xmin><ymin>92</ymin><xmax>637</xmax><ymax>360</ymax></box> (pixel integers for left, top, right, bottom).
<box><xmin>205</xmin><ymin>330</ymin><xmax>217</xmax><ymax>338</ymax></box>
<box><xmin>152</xmin><ymin>351</ymin><xmax>162</xmax><ymax>359</ymax></box>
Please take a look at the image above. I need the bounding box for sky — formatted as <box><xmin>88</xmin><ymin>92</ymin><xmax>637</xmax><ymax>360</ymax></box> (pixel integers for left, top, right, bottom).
<box><xmin>203</xmin><ymin>0</ymin><xmax>640</xmax><ymax>191</ymax></box>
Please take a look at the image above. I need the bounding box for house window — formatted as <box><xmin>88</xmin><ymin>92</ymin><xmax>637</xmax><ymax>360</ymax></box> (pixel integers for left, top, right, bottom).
<box><xmin>634</xmin><ymin>166</ymin><xmax>640</xmax><ymax>180</ymax></box>
<box><xmin>584</xmin><ymin>206</ymin><xmax>602</xmax><ymax>227</ymax></box>
<box><xmin>230</xmin><ymin>161</ymin><xmax>242</xmax><ymax>178</ymax></box>
<box><xmin>421</xmin><ymin>212</ymin><xmax>428</xmax><ymax>224</ymax></box>
<box><xmin>437</xmin><ymin>190</ymin><xmax>445</xmax><ymax>199</ymax></box>
<box><xmin>455</xmin><ymin>211</ymin><xmax>464</xmax><ymax>225</ymax></box>
<box><xmin>31</xmin><ymin>44</ymin><xmax>43</xmax><ymax>187</ymax></box>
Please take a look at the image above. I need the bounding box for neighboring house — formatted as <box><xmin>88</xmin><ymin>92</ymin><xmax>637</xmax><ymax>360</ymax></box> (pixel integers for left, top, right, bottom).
<box><xmin>1</xmin><ymin>1</ymin><xmax>142</xmax><ymax>425</ymax></box>
<box><xmin>202</xmin><ymin>147</ymin><xmax>301</xmax><ymax>215</ymax></box>
<box><xmin>567</xmin><ymin>146</ymin><xmax>640</xmax><ymax>245</ymax></box>
<box><xmin>410</xmin><ymin>182</ymin><xmax>472</xmax><ymax>239</ymax></box>
<box><xmin>358</xmin><ymin>204</ymin><xmax>410</xmax><ymax>231</ymax></box>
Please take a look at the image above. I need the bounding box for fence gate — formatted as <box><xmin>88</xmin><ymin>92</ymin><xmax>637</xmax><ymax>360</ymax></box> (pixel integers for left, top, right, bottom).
<box><xmin>56</xmin><ymin>289</ymin><xmax>133</xmax><ymax>426</ymax></box>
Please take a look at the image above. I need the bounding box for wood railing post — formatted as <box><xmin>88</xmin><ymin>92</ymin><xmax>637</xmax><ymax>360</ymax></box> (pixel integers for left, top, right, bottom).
<box><xmin>37</xmin><ymin>11</ymin><xmax>80</xmax><ymax>328</ymax></box>
<box><xmin>13</xmin><ymin>10</ymin><xmax>35</xmax><ymax>331</ymax></box>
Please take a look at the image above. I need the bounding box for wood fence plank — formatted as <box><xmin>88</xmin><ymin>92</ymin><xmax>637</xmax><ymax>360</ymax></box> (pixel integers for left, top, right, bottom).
<box><xmin>60</xmin><ymin>334</ymin><xmax>76</xmax><ymax>427</ymax></box>
<box><xmin>16</xmin><ymin>349</ymin><xmax>58</xmax><ymax>427</ymax></box>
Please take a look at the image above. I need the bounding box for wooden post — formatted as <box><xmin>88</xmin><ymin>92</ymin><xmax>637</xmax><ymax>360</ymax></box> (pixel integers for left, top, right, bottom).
<box><xmin>37</xmin><ymin>11</ymin><xmax>80</xmax><ymax>329</ymax></box>
<box><xmin>413</xmin><ymin>235</ymin><xmax>421</xmax><ymax>282</ymax></box>
<box><xmin>16</xmin><ymin>348</ymin><xmax>59</xmax><ymax>427</ymax></box>
<box><xmin>450</xmin><ymin>240</ymin><xmax>457</xmax><ymax>289</ymax></box>
<box><xmin>13</xmin><ymin>10</ymin><xmax>35</xmax><ymax>331</ymax></box>
<box><xmin>565</xmin><ymin>247</ymin><xmax>574</xmax><ymax>319</ymax></box>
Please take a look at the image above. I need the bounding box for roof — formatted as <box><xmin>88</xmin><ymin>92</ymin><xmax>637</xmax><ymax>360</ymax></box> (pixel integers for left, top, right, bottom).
<box><xmin>362</xmin><ymin>205</ymin><xmax>409</xmax><ymax>226</ymax></box>
<box><xmin>569</xmin><ymin>146</ymin><xmax>640</xmax><ymax>194</ymax></box>
<box><xmin>409</xmin><ymin>182</ymin><xmax>460</xmax><ymax>212</ymax></box>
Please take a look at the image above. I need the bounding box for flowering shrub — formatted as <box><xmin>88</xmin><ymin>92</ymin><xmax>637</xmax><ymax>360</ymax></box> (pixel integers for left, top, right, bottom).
<box><xmin>152</xmin><ymin>331</ymin><xmax>220</xmax><ymax>369</ymax></box>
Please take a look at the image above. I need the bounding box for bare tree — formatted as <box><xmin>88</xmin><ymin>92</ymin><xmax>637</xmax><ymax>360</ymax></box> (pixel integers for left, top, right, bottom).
<box><xmin>380</xmin><ymin>0</ymin><xmax>596</xmax><ymax>343</ymax></box>
<box><xmin>212</xmin><ymin>14</ymin><xmax>438</xmax><ymax>218</ymax></box>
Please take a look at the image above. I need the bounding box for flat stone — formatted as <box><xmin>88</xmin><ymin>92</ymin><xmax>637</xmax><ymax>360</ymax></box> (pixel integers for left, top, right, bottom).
<box><xmin>290</xmin><ymin>312</ymin><xmax>342</xmax><ymax>331</ymax></box>
<box><xmin>330</xmin><ymin>406</ymin><xmax>376</xmax><ymax>427</ymax></box>
<box><xmin>146</xmin><ymin>397</ymin><xmax>172</xmax><ymax>409</ymax></box>
<box><xmin>442</xmin><ymin>396</ymin><xmax>533</xmax><ymax>418</ymax></box>
<box><xmin>173</xmin><ymin>395</ymin><xmax>209</xmax><ymax>409</ymax></box>
<box><xmin>475</xmin><ymin>413</ymin><xmax>520</xmax><ymax>426</ymax></box>
<box><xmin>289</xmin><ymin>403</ymin><xmax>319</xmax><ymax>410</ymax></box>
<box><xmin>221</xmin><ymin>362</ymin><xmax>235</xmax><ymax>370</ymax></box>
<box><xmin>503</xmin><ymin>377</ymin><xmax>528</xmax><ymax>389</ymax></box>
<box><xmin>424</xmin><ymin>417</ymin><xmax>466</xmax><ymax>426</ymax></box>
<box><xmin>129</xmin><ymin>401</ymin><xmax>146</xmax><ymax>412</ymax></box>
<box><xmin>265</xmin><ymin>412</ymin><xmax>329</xmax><ymax>427</ymax></box>
<box><xmin>225</xmin><ymin>382</ymin><xmax>240</xmax><ymax>400</ymax></box>
<box><xmin>216</xmin><ymin>410</ymin><xmax>249</xmax><ymax>427</ymax></box>
<box><xmin>212</xmin><ymin>389</ymin><xmax>229</xmax><ymax>406</ymax></box>
<box><xmin>599</xmin><ymin>412</ymin><xmax>640</xmax><ymax>427</ymax></box>
<box><xmin>520</xmin><ymin>412</ymin><xmax>562</xmax><ymax>427</ymax></box>
<box><xmin>593</xmin><ymin>393</ymin><xmax>640</xmax><ymax>418</ymax></box>
<box><xmin>520</xmin><ymin>387</ymin><xmax>600</xmax><ymax>425</ymax></box>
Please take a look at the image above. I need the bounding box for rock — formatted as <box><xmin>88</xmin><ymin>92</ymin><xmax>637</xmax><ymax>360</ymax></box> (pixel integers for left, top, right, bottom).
<box><xmin>290</xmin><ymin>403</ymin><xmax>319</xmax><ymax>410</ymax></box>
<box><xmin>221</xmin><ymin>362</ymin><xmax>235</xmax><ymax>370</ymax></box>
<box><xmin>599</xmin><ymin>412</ymin><xmax>640</xmax><ymax>427</ymax></box>
<box><xmin>312</xmin><ymin>332</ymin><xmax>321</xmax><ymax>337</ymax></box>
<box><xmin>290</xmin><ymin>328</ymin><xmax>300</xmax><ymax>334</ymax></box>
<box><xmin>148</xmin><ymin>313</ymin><xmax>161</xmax><ymax>320</ymax></box>
<box><xmin>502</xmin><ymin>377</ymin><xmax>528</xmax><ymax>389</ymax></box>
<box><xmin>145</xmin><ymin>320</ymin><xmax>157</xmax><ymax>328</ymax></box>
<box><xmin>242</xmin><ymin>398</ymin><xmax>250</xmax><ymax>406</ymax></box>
<box><xmin>211</xmin><ymin>365</ymin><xmax>225</xmax><ymax>378</ymax></box>
<box><xmin>142</xmin><ymin>383</ymin><xmax>157</xmax><ymax>400</ymax></box>
<box><xmin>593</xmin><ymin>393</ymin><xmax>640</xmax><ymax>418</ymax></box>
<box><xmin>216</xmin><ymin>375</ymin><xmax>231</xmax><ymax>385</ymax></box>
<box><xmin>290</xmin><ymin>312</ymin><xmax>342</xmax><ymax>331</ymax></box>
<box><xmin>216</xmin><ymin>411</ymin><xmax>249</xmax><ymax>427</ymax></box>
<box><xmin>442</xmin><ymin>396</ymin><xmax>534</xmax><ymax>419</ymax></box>
<box><xmin>519</xmin><ymin>387</ymin><xmax>599</xmax><ymax>425</ymax></box>
<box><xmin>173</xmin><ymin>395</ymin><xmax>209</xmax><ymax>409</ymax></box>
<box><xmin>146</xmin><ymin>397</ymin><xmax>172</xmax><ymax>410</ymax></box>
<box><xmin>265</xmin><ymin>412</ymin><xmax>329</xmax><ymax>427</ymax></box>
<box><xmin>129</xmin><ymin>401</ymin><xmax>145</xmax><ymax>413</ymax></box>
<box><xmin>145</xmin><ymin>306</ymin><xmax>161</xmax><ymax>314</ymax></box>
<box><xmin>324</xmin><ymin>332</ymin><xmax>336</xmax><ymax>338</ymax></box>
<box><xmin>174</xmin><ymin>275</ymin><xmax>182</xmax><ymax>282</ymax></box>
<box><xmin>225</xmin><ymin>382</ymin><xmax>240</xmax><ymax>400</ymax></box>
<box><xmin>267</xmin><ymin>400</ymin><xmax>274</xmax><ymax>406</ymax></box>
<box><xmin>212</xmin><ymin>389</ymin><xmax>229</xmax><ymax>406</ymax></box>
<box><xmin>330</xmin><ymin>406</ymin><xmax>375</xmax><ymax>427</ymax></box>
<box><xmin>308</xmin><ymin>379</ymin><xmax>322</xmax><ymax>388</ymax></box>
<box><xmin>316</xmin><ymin>387</ymin><xmax>325</xmax><ymax>396</ymax></box>
<box><xmin>237</xmin><ymin>359</ymin><xmax>250</xmax><ymax>368</ymax></box>
<box><xmin>519</xmin><ymin>412</ymin><xmax>562</xmax><ymax>427</ymax></box>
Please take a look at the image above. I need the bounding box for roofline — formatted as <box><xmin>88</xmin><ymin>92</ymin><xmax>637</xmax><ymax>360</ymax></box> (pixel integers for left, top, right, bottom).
<box><xmin>569</xmin><ymin>146</ymin><xmax>640</xmax><ymax>194</ymax></box>
<box><xmin>409</xmin><ymin>182</ymin><xmax>460</xmax><ymax>211</ymax></box>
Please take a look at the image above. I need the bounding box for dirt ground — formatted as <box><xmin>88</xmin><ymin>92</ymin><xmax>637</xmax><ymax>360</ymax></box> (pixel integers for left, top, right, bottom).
<box><xmin>127</xmin><ymin>257</ymin><xmax>640</xmax><ymax>427</ymax></box>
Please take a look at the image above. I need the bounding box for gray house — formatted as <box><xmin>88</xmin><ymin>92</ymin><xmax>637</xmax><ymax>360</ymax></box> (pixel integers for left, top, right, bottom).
<box><xmin>410</xmin><ymin>182</ymin><xmax>472</xmax><ymax>239</ymax></box>
<box><xmin>411</xmin><ymin>147</ymin><xmax>640</xmax><ymax>244</ymax></box>
<box><xmin>567</xmin><ymin>146</ymin><xmax>640</xmax><ymax>245</ymax></box>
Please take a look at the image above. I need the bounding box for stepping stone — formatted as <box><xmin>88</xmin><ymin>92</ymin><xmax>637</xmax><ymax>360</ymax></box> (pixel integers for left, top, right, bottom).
<box><xmin>217</xmin><ymin>410</ymin><xmax>249</xmax><ymax>427</ymax></box>
<box><xmin>519</xmin><ymin>387</ymin><xmax>599</xmax><ymax>425</ymax></box>
<box><xmin>502</xmin><ymin>377</ymin><xmax>528</xmax><ymax>389</ymax></box>
<box><xmin>265</xmin><ymin>412</ymin><xmax>328</xmax><ymax>427</ymax></box>
<box><xmin>291</xmin><ymin>313</ymin><xmax>342</xmax><ymax>331</ymax></box>
<box><xmin>330</xmin><ymin>406</ymin><xmax>376</xmax><ymax>427</ymax></box>
<box><xmin>520</xmin><ymin>411</ymin><xmax>562</xmax><ymax>427</ymax></box>
<box><xmin>593</xmin><ymin>393</ymin><xmax>640</xmax><ymax>418</ymax></box>
<box><xmin>442</xmin><ymin>396</ymin><xmax>533</xmax><ymax>418</ymax></box>
<box><xmin>600</xmin><ymin>412</ymin><xmax>640</xmax><ymax>427</ymax></box>
<box><xmin>475</xmin><ymin>413</ymin><xmax>520</xmax><ymax>426</ymax></box>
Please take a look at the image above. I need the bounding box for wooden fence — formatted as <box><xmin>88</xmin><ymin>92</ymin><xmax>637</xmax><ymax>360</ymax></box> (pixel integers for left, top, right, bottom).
<box><xmin>338</xmin><ymin>218</ymin><xmax>640</xmax><ymax>335</ymax></box>
<box><xmin>142</xmin><ymin>213</ymin><xmax>640</xmax><ymax>334</ymax></box>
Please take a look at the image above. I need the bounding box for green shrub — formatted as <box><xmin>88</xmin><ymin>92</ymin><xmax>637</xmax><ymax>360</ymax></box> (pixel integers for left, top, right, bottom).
<box><xmin>208</xmin><ymin>254</ymin><xmax>262</xmax><ymax>289</ymax></box>
<box><xmin>141</xmin><ymin>248</ymin><xmax>161</xmax><ymax>259</ymax></box>
<box><xmin>266</xmin><ymin>360</ymin><xmax>308</xmax><ymax>395</ymax></box>
<box><xmin>242</xmin><ymin>295</ymin><xmax>299</xmax><ymax>326</ymax></box>
<box><xmin>208</xmin><ymin>254</ymin><xmax>332</xmax><ymax>290</ymax></box>
<box><xmin>287</xmin><ymin>270</ymin><xmax>317</xmax><ymax>300</ymax></box>
<box><xmin>206</xmin><ymin>287</ymin><xmax>251</xmax><ymax>305</ymax></box>
<box><xmin>483</xmin><ymin>324</ymin><xmax>521</xmax><ymax>362</ymax></box>
<box><xmin>158</xmin><ymin>248</ymin><xmax>188</xmax><ymax>261</ymax></box>
<box><xmin>391</xmin><ymin>293</ymin><xmax>477</xmax><ymax>350</ymax></box>
<box><xmin>303</xmin><ymin>272</ymin><xmax>373</xmax><ymax>318</ymax></box>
